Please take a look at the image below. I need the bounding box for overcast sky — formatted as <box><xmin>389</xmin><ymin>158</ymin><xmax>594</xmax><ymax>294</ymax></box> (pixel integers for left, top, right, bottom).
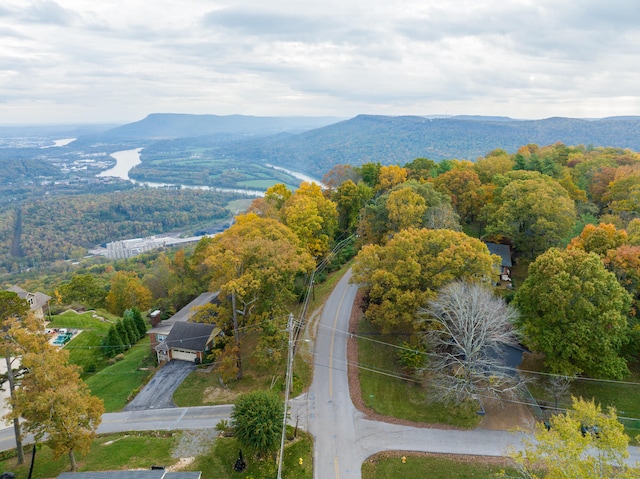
<box><xmin>1</xmin><ymin>0</ymin><xmax>639</xmax><ymax>124</ymax></box>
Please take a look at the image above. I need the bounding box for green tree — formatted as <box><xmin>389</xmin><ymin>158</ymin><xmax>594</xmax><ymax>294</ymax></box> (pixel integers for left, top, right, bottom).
<box><xmin>503</xmin><ymin>397</ymin><xmax>640</xmax><ymax>479</ymax></box>
<box><xmin>231</xmin><ymin>390</ymin><xmax>283</xmax><ymax>458</ymax></box>
<box><xmin>115</xmin><ymin>320</ymin><xmax>133</xmax><ymax>348</ymax></box>
<box><xmin>333</xmin><ymin>179</ymin><xmax>371</xmax><ymax>234</ymax></box>
<box><xmin>102</xmin><ymin>325</ymin><xmax>125</xmax><ymax>358</ymax></box>
<box><xmin>105</xmin><ymin>270</ymin><xmax>152</xmax><ymax>316</ymax></box>
<box><xmin>484</xmin><ymin>173</ymin><xmax>576</xmax><ymax>257</ymax></box>
<box><xmin>129</xmin><ymin>307</ymin><xmax>147</xmax><ymax>337</ymax></box>
<box><xmin>123</xmin><ymin>313</ymin><xmax>140</xmax><ymax>343</ymax></box>
<box><xmin>514</xmin><ymin>248</ymin><xmax>631</xmax><ymax>379</ymax></box>
<box><xmin>57</xmin><ymin>274</ymin><xmax>106</xmax><ymax>309</ymax></box>
<box><xmin>352</xmin><ymin>228</ymin><xmax>500</xmax><ymax>334</ymax></box>
<box><xmin>7</xmin><ymin>317</ymin><xmax>104</xmax><ymax>472</ymax></box>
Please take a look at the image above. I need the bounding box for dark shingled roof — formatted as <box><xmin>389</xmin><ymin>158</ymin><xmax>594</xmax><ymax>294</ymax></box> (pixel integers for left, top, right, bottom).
<box><xmin>485</xmin><ymin>242</ymin><xmax>512</xmax><ymax>268</ymax></box>
<box><xmin>164</xmin><ymin>321</ymin><xmax>217</xmax><ymax>352</ymax></box>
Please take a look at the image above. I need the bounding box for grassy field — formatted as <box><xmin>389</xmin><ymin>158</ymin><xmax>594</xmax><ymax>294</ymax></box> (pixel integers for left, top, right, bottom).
<box><xmin>85</xmin><ymin>339</ymin><xmax>156</xmax><ymax>412</ymax></box>
<box><xmin>0</xmin><ymin>430</ymin><xmax>312</xmax><ymax>479</ymax></box>
<box><xmin>362</xmin><ymin>454</ymin><xmax>516</xmax><ymax>479</ymax></box>
<box><xmin>357</xmin><ymin>318</ymin><xmax>481</xmax><ymax>428</ymax></box>
<box><xmin>47</xmin><ymin>309</ymin><xmax>115</xmax><ymax>376</ymax></box>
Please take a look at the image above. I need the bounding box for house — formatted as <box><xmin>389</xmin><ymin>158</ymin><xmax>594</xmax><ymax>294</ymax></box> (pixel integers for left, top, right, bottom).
<box><xmin>6</xmin><ymin>285</ymin><xmax>51</xmax><ymax>320</ymax></box>
<box><xmin>484</xmin><ymin>243</ymin><xmax>512</xmax><ymax>282</ymax></box>
<box><xmin>155</xmin><ymin>321</ymin><xmax>220</xmax><ymax>363</ymax></box>
<box><xmin>57</xmin><ymin>470</ymin><xmax>201</xmax><ymax>478</ymax></box>
<box><xmin>147</xmin><ymin>291</ymin><xmax>220</xmax><ymax>363</ymax></box>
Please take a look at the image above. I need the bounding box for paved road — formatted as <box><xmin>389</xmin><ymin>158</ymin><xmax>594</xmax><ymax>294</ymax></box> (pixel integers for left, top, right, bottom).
<box><xmin>1</xmin><ymin>270</ymin><xmax>639</xmax><ymax>477</ymax></box>
<box><xmin>0</xmin><ymin>405</ymin><xmax>232</xmax><ymax>452</ymax></box>
<box><xmin>306</xmin><ymin>269</ymin><xmax>640</xmax><ymax>478</ymax></box>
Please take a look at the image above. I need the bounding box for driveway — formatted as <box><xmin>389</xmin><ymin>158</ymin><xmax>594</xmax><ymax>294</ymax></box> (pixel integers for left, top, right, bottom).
<box><xmin>124</xmin><ymin>360</ymin><xmax>195</xmax><ymax>411</ymax></box>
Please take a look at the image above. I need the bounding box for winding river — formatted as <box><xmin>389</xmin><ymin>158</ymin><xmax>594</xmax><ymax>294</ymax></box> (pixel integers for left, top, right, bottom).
<box><xmin>97</xmin><ymin>149</ymin><xmax>323</xmax><ymax>197</ymax></box>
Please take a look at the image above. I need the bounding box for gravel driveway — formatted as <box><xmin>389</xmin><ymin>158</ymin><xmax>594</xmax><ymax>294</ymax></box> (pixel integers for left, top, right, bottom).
<box><xmin>124</xmin><ymin>360</ymin><xmax>196</xmax><ymax>411</ymax></box>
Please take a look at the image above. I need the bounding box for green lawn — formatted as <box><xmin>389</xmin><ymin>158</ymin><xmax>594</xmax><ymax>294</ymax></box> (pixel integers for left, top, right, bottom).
<box><xmin>47</xmin><ymin>309</ymin><xmax>113</xmax><ymax>375</ymax></box>
<box><xmin>85</xmin><ymin>339</ymin><xmax>156</xmax><ymax>412</ymax></box>
<box><xmin>0</xmin><ymin>430</ymin><xmax>312</xmax><ymax>479</ymax></box>
<box><xmin>357</xmin><ymin>319</ymin><xmax>481</xmax><ymax>428</ymax></box>
<box><xmin>362</xmin><ymin>454</ymin><xmax>516</xmax><ymax>479</ymax></box>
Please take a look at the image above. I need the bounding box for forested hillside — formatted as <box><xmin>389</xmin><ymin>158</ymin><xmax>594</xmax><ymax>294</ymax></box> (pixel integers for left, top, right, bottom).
<box><xmin>0</xmin><ymin>189</ymin><xmax>241</xmax><ymax>273</ymax></box>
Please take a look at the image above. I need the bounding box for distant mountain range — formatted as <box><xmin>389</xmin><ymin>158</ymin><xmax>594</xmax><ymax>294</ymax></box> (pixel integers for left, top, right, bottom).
<box><xmin>76</xmin><ymin>113</ymin><xmax>640</xmax><ymax>177</ymax></box>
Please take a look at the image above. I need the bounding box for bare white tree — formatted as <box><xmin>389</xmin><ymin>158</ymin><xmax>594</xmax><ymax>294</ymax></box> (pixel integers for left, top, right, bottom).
<box><xmin>419</xmin><ymin>280</ymin><xmax>524</xmax><ymax>405</ymax></box>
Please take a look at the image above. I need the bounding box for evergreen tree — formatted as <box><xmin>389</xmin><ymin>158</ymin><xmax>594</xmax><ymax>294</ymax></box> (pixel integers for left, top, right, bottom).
<box><xmin>115</xmin><ymin>320</ymin><xmax>132</xmax><ymax>349</ymax></box>
<box><xmin>130</xmin><ymin>308</ymin><xmax>147</xmax><ymax>336</ymax></box>
<box><xmin>123</xmin><ymin>312</ymin><xmax>139</xmax><ymax>343</ymax></box>
<box><xmin>102</xmin><ymin>326</ymin><xmax>125</xmax><ymax>357</ymax></box>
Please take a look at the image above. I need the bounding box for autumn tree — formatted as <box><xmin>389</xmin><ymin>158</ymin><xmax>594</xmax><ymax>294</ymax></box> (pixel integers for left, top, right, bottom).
<box><xmin>514</xmin><ymin>248</ymin><xmax>631</xmax><ymax>379</ymax></box>
<box><xmin>0</xmin><ymin>291</ymin><xmax>30</xmax><ymax>464</ymax></box>
<box><xmin>432</xmin><ymin>168</ymin><xmax>485</xmax><ymax>223</ymax></box>
<box><xmin>6</xmin><ymin>317</ymin><xmax>104</xmax><ymax>471</ymax></box>
<box><xmin>105</xmin><ymin>270</ymin><xmax>152</xmax><ymax>316</ymax></box>
<box><xmin>484</xmin><ymin>173</ymin><xmax>576</xmax><ymax>257</ymax></box>
<box><xmin>568</xmin><ymin>223</ymin><xmax>628</xmax><ymax>257</ymax></box>
<box><xmin>376</xmin><ymin>165</ymin><xmax>408</xmax><ymax>191</ymax></box>
<box><xmin>357</xmin><ymin>180</ymin><xmax>457</xmax><ymax>245</ymax></box>
<box><xmin>503</xmin><ymin>397</ymin><xmax>640</xmax><ymax>479</ymax></box>
<box><xmin>321</xmin><ymin>164</ymin><xmax>360</xmax><ymax>189</ymax></box>
<box><xmin>386</xmin><ymin>187</ymin><xmax>427</xmax><ymax>231</ymax></box>
<box><xmin>404</xmin><ymin>157</ymin><xmax>438</xmax><ymax>181</ymax></box>
<box><xmin>474</xmin><ymin>149</ymin><xmax>514</xmax><ymax>183</ymax></box>
<box><xmin>281</xmin><ymin>182</ymin><xmax>338</xmax><ymax>259</ymax></box>
<box><xmin>352</xmin><ymin>228</ymin><xmax>500</xmax><ymax>334</ymax></box>
<box><xmin>203</xmin><ymin>214</ymin><xmax>314</xmax><ymax>378</ymax></box>
<box><xmin>332</xmin><ymin>179</ymin><xmax>372</xmax><ymax>234</ymax></box>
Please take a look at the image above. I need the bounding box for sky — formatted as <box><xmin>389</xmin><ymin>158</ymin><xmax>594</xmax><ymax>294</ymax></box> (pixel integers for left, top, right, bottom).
<box><xmin>1</xmin><ymin>0</ymin><xmax>639</xmax><ymax>125</ymax></box>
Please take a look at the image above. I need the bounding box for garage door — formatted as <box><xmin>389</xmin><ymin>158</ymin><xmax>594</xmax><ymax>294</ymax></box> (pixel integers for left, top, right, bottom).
<box><xmin>171</xmin><ymin>349</ymin><xmax>197</xmax><ymax>362</ymax></box>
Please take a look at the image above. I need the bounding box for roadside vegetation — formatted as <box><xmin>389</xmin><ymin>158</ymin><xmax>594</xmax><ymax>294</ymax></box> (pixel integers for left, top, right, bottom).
<box><xmin>362</xmin><ymin>454</ymin><xmax>517</xmax><ymax>479</ymax></box>
<box><xmin>0</xmin><ymin>430</ymin><xmax>313</xmax><ymax>479</ymax></box>
<box><xmin>5</xmin><ymin>141</ymin><xmax>640</xmax><ymax>476</ymax></box>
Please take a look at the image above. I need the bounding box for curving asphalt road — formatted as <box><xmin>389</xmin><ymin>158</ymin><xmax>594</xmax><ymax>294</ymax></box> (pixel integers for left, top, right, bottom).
<box><xmin>1</xmin><ymin>269</ymin><xmax>639</xmax><ymax>477</ymax></box>
<box><xmin>305</xmin><ymin>269</ymin><xmax>640</xmax><ymax>478</ymax></box>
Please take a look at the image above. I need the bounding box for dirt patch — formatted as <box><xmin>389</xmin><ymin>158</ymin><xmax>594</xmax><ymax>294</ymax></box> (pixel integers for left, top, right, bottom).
<box><xmin>478</xmin><ymin>397</ymin><xmax>535</xmax><ymax>431</ymax></box>
<box><xmin>167</xmin><ymin>457</ymin><xmax>195</xmax><ymax>471</ymax></box>
<box><xmin>203</xmin><ymin>386</ymin><xmax>239</xmax><ymax>404</ymax></box>
<box><xmin>347</xmin><ymin>289</ymin><xmax>534</xmax><ymax>432</ymax></box>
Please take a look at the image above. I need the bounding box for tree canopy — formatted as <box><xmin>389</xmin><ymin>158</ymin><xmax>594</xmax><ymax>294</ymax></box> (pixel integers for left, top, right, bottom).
<box><xmin>504</xmin><ymin>397</ymin><xmax>640</xmax><ymax>479</ymax></box>
<box><xmin>352</xmin><ymin>227</ymin><xmax>500</xmax><ymax>334</ymax></box>
<box><xmin>515</xmin><ymin>248</ymin><xmax>632</xmax><ymax>379</ymax></box>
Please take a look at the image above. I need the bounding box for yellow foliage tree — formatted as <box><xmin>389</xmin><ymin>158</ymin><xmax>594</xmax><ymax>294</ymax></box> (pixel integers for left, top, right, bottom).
<box><xmin>503</xmin><ymin>397</ymin><xmax>640</xmax><ymax>479</ymax></box>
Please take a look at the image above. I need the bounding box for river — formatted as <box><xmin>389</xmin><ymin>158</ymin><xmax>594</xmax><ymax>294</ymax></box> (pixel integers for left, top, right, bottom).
<box><xmin>97</xmin><ymin>148</ymin><xmax>323</xmax><ymax>196</ymax></box>
<box><xmin>96</xmin><ymin>148</ymin><xmax>324</xmax><ymax>197</ymax></box>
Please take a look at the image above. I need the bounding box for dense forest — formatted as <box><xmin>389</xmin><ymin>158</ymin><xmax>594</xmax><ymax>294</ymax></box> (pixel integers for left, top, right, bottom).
<box><xmin>0</xmin><ymin>188</ymin><xmax>243</xmax><ymax>273</ymax></box>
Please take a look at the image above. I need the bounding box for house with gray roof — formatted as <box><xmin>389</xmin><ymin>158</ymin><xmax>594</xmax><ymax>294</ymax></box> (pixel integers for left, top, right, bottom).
<box><xmin>484</xmin><ymin>242</ymin><xmax>513</xmax><ymax>282</ymax></box>
<box><xmin>147</xmin><ymin>291</ymin><xmax>220</xmax><ymax>363</ymax></box>
<box><xmin>155</xmin><ymin>321</ymin><xmax>220</xmax><ymax>363</ymax></box>
<box><xmin>6</xmin><ymin>285</ymin><xmax>51</xmax><ymax>320</ymax></box>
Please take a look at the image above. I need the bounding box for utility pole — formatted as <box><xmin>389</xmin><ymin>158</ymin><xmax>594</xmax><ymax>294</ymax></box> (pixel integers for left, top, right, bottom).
<box><xmin>277</xmin><ymin>313</ymin><xmax>295</xmax><ymax>479</ymax></box>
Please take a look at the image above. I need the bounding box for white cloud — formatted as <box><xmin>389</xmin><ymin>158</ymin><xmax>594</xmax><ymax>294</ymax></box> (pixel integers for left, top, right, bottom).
<box><xmin>0</xmin><ymin>0</ymin><xmax>638</xmax><ymax>124</ymax></box>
